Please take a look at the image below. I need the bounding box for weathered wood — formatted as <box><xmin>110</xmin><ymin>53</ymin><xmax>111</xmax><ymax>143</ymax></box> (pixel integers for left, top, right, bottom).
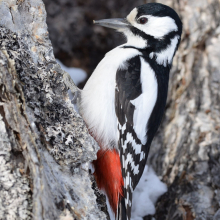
<box><xmin>147</xmin><ymin>0</ymin><xmax>220</xmax><ymax>219</ymax></box>
<box><xmin>0</xmin><ymin>1</ymin><xmax>105</xmax><ymax>219</ymax></box>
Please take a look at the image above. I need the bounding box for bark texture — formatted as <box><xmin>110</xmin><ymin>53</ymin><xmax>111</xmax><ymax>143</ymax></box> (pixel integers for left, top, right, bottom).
<box><xmin>0</xmin><ymin>1</ymin><xmax>105</xmax><ymax>219</ymax></box>
<box><xmin>1</xmin><ymin>0</ymin><xmax>220</xmax><ymax>220</ymax></box>
<box><xmin>147</xmin><ymin>0</ymin><xmax>220</xmax><ymax>219</ymax></box>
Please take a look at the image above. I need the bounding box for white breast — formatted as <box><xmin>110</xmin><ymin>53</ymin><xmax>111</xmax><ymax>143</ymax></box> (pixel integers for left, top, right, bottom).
<box><xmin>80</xmin><ymin>46</ymin><xmax>141</xmax><ymax>149</ymax></box>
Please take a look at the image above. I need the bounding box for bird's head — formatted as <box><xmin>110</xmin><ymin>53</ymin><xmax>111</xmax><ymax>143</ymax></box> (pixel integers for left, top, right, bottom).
<box><xmin>94</xmin><ymin>3</ymin><xmax>182</xmax><ymax>66</ymax></box>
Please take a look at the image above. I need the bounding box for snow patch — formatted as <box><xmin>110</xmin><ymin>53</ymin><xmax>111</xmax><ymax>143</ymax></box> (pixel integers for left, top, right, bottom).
<box><xmin>56</xmin><ymin>59</ymin><xmax>87</xmax><ymax>86</ymax></box>
<box><xmin>131</xmin><ymin>165</ymin><xmax>167</xmax><ymax>220</ymax></box>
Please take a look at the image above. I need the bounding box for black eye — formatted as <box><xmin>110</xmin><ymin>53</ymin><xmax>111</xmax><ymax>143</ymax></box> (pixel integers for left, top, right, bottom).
<box><xmin>138</xmin><ymin>17</ymin><xmax>148</xmax><ymax>24</ymax></box>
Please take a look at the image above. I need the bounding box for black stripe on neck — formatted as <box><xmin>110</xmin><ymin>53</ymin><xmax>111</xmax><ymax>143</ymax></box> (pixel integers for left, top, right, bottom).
<box><xmin>126</xmin><ymin>26</ymin><xmax>180</xmax><ymax>54</ymax></box>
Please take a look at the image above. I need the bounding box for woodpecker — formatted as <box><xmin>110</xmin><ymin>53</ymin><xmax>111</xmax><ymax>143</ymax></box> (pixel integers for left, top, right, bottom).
<box><xmin>79</xmin><ymin>3</ymin><xmax>182</xmax><ymax>220</ymax></box>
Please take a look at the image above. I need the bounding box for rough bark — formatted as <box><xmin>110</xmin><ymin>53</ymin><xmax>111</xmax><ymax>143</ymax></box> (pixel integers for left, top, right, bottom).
<box><xmin>1</xmin><ymin>0</ymin><xmax>220</xmax><ymax>220</ymax></box>
<box><xmin>0</xmin><ymin>0</ymin><xmax>106</xmax><ymax>219</ymax></box>
<box><xmin>147</xmin><ymin>0</ymin><xmax>220</xmax><ymax>219</ymax></box>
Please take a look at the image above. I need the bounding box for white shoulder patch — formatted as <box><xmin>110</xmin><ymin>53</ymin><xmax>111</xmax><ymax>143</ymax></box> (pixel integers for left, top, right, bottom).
<box><xmin>130</xmin><ymin>57</ymin><xmax>158</xmax><ymax>145</ymax></box>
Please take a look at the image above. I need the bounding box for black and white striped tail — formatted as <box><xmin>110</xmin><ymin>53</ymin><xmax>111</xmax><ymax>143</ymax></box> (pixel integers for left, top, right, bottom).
<box><xmin>117</xmin><ymin>197</ymin><xmax>127</xmax><ymax>220</ymax></box>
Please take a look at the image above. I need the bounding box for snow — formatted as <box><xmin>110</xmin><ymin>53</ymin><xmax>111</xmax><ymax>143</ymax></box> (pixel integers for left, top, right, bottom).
<box><xmin>101</xmin><ymin>165</ymin><xmax>167</xmax><ymax>220</ymax></box>
<box><xmin>56</xmin><ymin>59</ymin><xmax>87</xmax><ymax>85</ymax></box>
<box><xmin>131</xmin><ymin>165</ymin><xmax>167</xmax><ymax>220</ymax></box>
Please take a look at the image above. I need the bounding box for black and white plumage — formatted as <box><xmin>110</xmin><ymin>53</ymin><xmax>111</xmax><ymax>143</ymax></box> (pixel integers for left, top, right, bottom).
<box><xmin>79</xmin><ymin>3</ymin><xmax>182</xmax><ymax>220</ymax></box>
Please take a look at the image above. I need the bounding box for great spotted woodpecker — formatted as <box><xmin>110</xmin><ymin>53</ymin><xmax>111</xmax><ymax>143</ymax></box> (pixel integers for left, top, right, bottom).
<box><xmin>79</xmin><ymin>3</ymin><xmax>182</xmax><ymax>220</ymax></box>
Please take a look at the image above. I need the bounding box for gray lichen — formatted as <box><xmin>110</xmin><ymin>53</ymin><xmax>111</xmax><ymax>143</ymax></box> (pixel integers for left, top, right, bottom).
<box><xmin>0</xmin><ymin>0</ymin><xmax>106</xmax><ymax>219</ymax></box>
<box><xmin>0</xmin><ymin>113</ymin><xmax>32</xmax><ymax>220</ymax></box>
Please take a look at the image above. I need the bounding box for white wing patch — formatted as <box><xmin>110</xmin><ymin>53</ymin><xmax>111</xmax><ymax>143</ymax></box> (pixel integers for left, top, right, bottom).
<box><xmin>131</xmin><ymin>58</ymin><xmax>158</xmax><ymax>145</ymax></box>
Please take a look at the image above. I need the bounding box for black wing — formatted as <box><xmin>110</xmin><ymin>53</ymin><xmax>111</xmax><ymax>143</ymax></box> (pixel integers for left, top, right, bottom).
<box><xmin>115</xmin><ymin>55</ymin><xmax>148</xmax><ymax>220</ymax></box>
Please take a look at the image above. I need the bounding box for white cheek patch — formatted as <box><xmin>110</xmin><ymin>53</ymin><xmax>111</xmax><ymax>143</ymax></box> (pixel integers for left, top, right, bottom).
<box><xmin>134</xmin><ymin>15</ymin><xmax>178</xmax><ymax>39</ymax></box>
<box><xmin>123</xmin><ymin>29</ymin><xmax>147</xmax><ymax>48</ymax></box>
<box><xmin>126</xmin><ymin>8</ymin><xmax>138</xmax><ymax>25</ymax></box>
<box><xmin>150</xmin><ymin>35</ymin><xmax>179</xmax><ymax>66</ymax></box>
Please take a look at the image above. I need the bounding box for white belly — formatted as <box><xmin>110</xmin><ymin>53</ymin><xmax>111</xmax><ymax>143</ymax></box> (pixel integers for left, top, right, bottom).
<box><xmin>80</xmin><ymin>46</ymin><xmax>141</xmax><ymax>149</ymax></box>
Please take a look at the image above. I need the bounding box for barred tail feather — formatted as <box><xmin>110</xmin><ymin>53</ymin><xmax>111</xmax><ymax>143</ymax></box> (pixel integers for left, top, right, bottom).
<box><xmin>117</xmin><ymin>197</ymin><xmax>127</xmax><ymax>220</ymax></box>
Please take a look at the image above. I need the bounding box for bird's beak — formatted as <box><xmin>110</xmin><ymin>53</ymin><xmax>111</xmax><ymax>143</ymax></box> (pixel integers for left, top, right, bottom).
<box><xmin>93</xmin><ymin>18</ymin><xmax>129</xmax><ymax>30</ymax></box>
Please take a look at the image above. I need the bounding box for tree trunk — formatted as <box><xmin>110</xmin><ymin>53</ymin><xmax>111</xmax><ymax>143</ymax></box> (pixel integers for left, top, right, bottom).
<box><xmin>147</xmin><ymin>0</ymin><xmax>220</xmax><ymax>219</ymax></box>
<box><xmin>0</xmin><ymin>1</ymin><xmax>106</xmax><ymax>219</ymax></box>
<box><xmin>1</xmin><ymin>0</ymin><xmax>220</xmax><ymax>220</ymax></box>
